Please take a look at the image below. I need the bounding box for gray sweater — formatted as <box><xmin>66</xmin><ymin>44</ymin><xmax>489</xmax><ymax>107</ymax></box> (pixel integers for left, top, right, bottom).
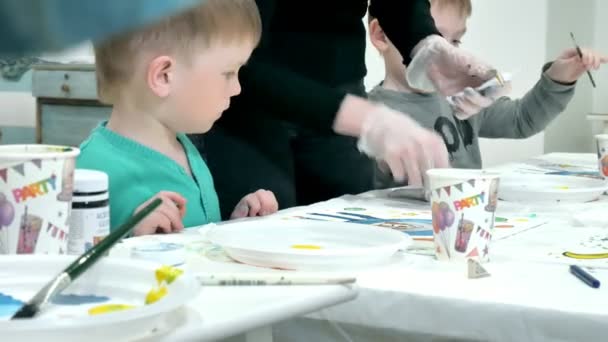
<box><xmin>369</xmin><ymin>72</ymin><xmax>576</xmax><ymax>188</ymax></box>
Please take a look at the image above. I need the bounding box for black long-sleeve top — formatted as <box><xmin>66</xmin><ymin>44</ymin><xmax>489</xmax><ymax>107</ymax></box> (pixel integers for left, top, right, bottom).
<box><xmin>220</xmin><ymin>0</ymin><xmax>439</xmax><ymax>132</ymax></box>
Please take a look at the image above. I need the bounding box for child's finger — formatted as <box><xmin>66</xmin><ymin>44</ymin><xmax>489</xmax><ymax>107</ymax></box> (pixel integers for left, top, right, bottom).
<box><xmin>156</xmin><ymin>198</ymin><xmax>184</xmax><ymax>231</ymax></box>
<box><xmin>585</xmin><ymin>53</ymin><xmax>598</xmax><ymax>70</ymax></box>
<box><xmin>593</xmin><ymin>54</ymin><xmax>602</xmax><ymax>70</ymax></box>
<box><xmin>257</xmin><ymin>190</ymin><xmax>278</xmax><ymax>215</ymax></box>
<box><xmin>159</xmin><ymin>191</ymin><xmax>187</xmax><ymax>218</ymax></box>
<box><xmin>464</xmin><ymin>88</ymin><xmax>493</xmax><ymax>106</ymax></box>
<box><xmin>245</xmin><ymin>194</ymin><xmax>262</xmax><ymax>216</ymax></box>
<box><xmin>134</xmin><ymin>212</ymin><xmax>170</xmax><ymax>236</ymax></box>
<box><xmin>133</xmin><ymin>214</ymin><xmax>159</xmax><ymax>236</ymax></box>
<box><xmin>265</xmin><ymin>191</ymin><xmax>279</xmax><ymax>214</ymax></box>
<box><xmin>583</xmin><ymin>51</ymin><xmax>592</xmax><ymax>67</ymax></box>
<box><xmin>154</xmin><ymin>214</ymin><xmax>173</xmax><ymax>234</ymax></box>
<box><xmin>230</xmin><ymin>202</ymin><xmax>248</xmax><ymax>219</ymax></box>
<box><xmin>453</xmin><ymin>95</ymin><xmax>481</xmax><ymax>117</ymax></box>
<box><xmin>558</xmin><ymin>48</ymin><xmax>578</xmax><ymax>60</ymax></box>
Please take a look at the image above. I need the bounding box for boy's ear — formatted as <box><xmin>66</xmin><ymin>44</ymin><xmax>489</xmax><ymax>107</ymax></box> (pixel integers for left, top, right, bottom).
<box><xmin>147</xmin><ymin>55</ymin><xmax>174</xmax><ymax>98</ymax></box>
<box><xmin>369</xmin><ymin>18</ymin><xmax>389</xmax><ymax>52</ymax></box>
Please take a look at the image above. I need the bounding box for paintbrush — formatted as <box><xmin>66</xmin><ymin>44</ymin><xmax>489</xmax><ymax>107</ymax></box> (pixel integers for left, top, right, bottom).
<box><xmin>196</xmin><ymin>273</ymin><xmax>357</xmax><ymax>286</ymax></box>
<box><xmin>570</xmin><ymin>32</ymin><xmax>596</xmax><ymax>88</ymax></box>
<box><xmin>10</xmin><ymin>198</ymin><xmax>162</xmax><ymax>319</ymax></box>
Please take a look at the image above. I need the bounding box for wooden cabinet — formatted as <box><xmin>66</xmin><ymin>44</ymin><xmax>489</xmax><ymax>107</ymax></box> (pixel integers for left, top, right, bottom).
<box><xmin>32</xmin><ymin>64</ymin><xmax>111</xmax><ymax>146</ymax></box>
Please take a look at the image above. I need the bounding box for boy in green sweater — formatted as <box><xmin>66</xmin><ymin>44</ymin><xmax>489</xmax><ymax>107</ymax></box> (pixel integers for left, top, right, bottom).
<box><xmin>368</xmin><ymin>0</ymin><xmax>607</xmax><ymax>188</ymax></box>
<box><xmin>78</xmin><ymin>0</ymin><xmax>278</xmax><ymax>235</ymax></box>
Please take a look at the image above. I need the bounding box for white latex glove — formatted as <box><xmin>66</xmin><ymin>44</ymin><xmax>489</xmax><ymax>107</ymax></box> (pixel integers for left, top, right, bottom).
<box><xmin>406</xmin><ymin>35</ymin><xmax>498</xmax><ymax>96</ymax></box>
<box><xmin>357</xmin><ymin>105</ymin><xmax>450</xmax><ymax>186</ymax></box>
<box><xmin>450</xmin><ymin>81</ymin><xmax>512</xmax><ymax>120</ymax></box>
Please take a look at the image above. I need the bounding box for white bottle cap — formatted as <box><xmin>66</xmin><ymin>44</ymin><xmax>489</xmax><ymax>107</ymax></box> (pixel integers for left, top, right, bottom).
<box><xmin>74</xmin><ymin>169</ymin><xmax>109</xmax><ymax>193</ymax></box>
<box><xmin>131</xmin><ymin>242</ymin><xmax>186</xmax><ymax>266</ymax></box>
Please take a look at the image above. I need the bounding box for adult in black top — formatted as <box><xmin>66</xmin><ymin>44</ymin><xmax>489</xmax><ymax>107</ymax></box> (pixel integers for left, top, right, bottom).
<box><xmin>201</xmin><ymin>0</ymin><xmax>496</xmax><ymax>218</ymax></box>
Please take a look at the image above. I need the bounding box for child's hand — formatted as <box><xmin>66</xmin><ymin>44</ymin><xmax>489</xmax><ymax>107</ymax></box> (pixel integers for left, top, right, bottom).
<box><xmin>230</xmin><ymin>189</ymin><xmax>278</xmax><ymax>219</ymax></box>
<box><xmin>133</xmin><ymin>191</ymin><xmax>187</xmax><ymax>236</ymax></box>
<box><xmin>451</xmin><ymin>82</ymin><xmax>512</xmax><ymax>120</ymax></box>
<box><xmin>546</xmin><ymin>48</ymin><xmax>608</xmax><ymax>84</ymax></box>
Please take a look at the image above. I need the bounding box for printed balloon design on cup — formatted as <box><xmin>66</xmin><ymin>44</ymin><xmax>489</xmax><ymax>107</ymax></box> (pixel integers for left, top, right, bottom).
<box><xmin>601</xmin><ymin>155</ymin><xmax>608</xmax><ymax>177</ymax></box>
<box><xmin>0</xmin><ymin>193</ymin><xmax>15</xmax><ymax>227</ymax></box>
<box><xmin>431</xmin><ymin>202</ymin><xmax>455</xmax><ymax>233</ymax></box>
<box><xmin>432</xmin><ymin>201</ymin><xmax>456</xmax><ymax>257</ymax></box>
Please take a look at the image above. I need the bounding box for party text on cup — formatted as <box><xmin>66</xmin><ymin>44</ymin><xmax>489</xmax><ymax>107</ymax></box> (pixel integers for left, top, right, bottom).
<box><xmin>12</xmin><ymin>175</ymin><xmax>57</xmax><ymax>203</ymax></box>
<box><xmin>453</xmin><ymin>192</ymin><xmax>485</xmax><ymax>211</ymax></box>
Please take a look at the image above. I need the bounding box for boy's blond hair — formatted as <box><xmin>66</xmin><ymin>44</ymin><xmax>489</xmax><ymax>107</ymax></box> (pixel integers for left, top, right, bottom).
<box><xmin>430</xmin><ymin>0</ymin><xmax>472</xmax><ymax>18</ymax></box>
<box><xmin>94</xmin><ymin>0</ymin><xmax>261</xmax><ymax>104</ymax></box>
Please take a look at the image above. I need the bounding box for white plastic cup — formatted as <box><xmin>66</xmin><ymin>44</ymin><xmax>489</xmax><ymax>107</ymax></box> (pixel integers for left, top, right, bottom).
<box><xmin>0</xmin><ymin>145</ymin><xmax>80</xmax><ymax>254</ymax></box>
<box><xmin>426</xmin><ymin>169</ymin><xmax>500</xmax><ymax>263</ymax></box>
<box><xmin>595</xmin><ymin>134</ymin><xmax>608</xmax><ymax>182</ymax></box>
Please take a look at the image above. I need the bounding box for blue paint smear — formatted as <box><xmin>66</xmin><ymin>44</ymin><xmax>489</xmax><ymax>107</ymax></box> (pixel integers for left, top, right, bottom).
<box><xmin>52</xmin><ymin>294</ymin><xmax>110</xmax><ymax>305</ymax></box>
<box><xmin>306</xmin><ymin>212</ymin><xmax>434</xmax><ymax>237</ymax></box>
<box><xmin>0</xmin><ymin>292</ymin><xmax>24</xmax><ymax>318</ymax></box>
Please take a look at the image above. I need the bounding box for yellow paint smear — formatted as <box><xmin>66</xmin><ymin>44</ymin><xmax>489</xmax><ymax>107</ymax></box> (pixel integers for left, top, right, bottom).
<box><xmin>563</xmin><ymin>251</ymin><xmax>608</xmax><ymax>260</ymax></box>
<box><xmin>146</xmin><ymin>286</ymin><xmax>168</xmax><ymax>305</ymax></box>
<box><xmin>155</xmin><ymin>265</ymin><xmax>184</xmax><ymax>285</ymax></box>
<box><xmin>291</xmin><ymin>244</ymin><xmax>322</xmax><ymax>250</ymax></box>
<box><xmin>88</xmin><ymin>304</ymin><xmax>135</xmax><ymax>316</ymax></box>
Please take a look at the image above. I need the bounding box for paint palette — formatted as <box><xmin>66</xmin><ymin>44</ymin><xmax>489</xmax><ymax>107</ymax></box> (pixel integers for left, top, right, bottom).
<box><xmin>207</xmin><ymin>220</ymin><xmax>411</xmax><ymax>270</ymax></box>
<box><xmin>0</xmin><ymin>255</ymin><xmax>199</xmax><ymax>342</ymax></box>
<box><xmin>499</xmin><ymin>174</ymin><xmax>608</xmax><ymax>203</ymax></box>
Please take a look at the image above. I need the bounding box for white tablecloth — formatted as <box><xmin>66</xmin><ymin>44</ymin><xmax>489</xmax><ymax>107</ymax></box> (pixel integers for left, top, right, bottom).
<box><xmin>114</xmin><ymin>153</ymin><xmax>607</xmax><ymax>341</ymax></box>
<box><xmin>271</xmin><ymin>153</ymin><xmax>608</xmax><ymax>342</ymax></box>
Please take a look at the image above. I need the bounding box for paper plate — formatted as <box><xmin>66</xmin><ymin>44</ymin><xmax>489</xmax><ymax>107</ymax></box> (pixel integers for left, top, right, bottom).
<box><xmin>207</xmin><ymin>220</ymin><xmax>411</xmax><ymax>270</ymax></box>
<box><xmin>0</xmin><ymin>255</ymin><xmax>199</xmax><ymax>342</ymax></box>
<box><xmin>498</xmin><ymin>174</ymin><xmax>608</xmax><ymax>203</ymax></box>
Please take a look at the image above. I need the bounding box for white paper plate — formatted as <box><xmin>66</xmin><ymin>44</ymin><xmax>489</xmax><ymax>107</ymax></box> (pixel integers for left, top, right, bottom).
<box><xmin>207</xmin><ymin>220</ymin><xmax>411</xmax><ymax>270</ymax></box>
<box><xmin>0</xmin><ymin>255</ymin><xmax>199</xmax><ymax>342</ymax></box>
<box><xmin>498</xmin><ymin>174</ymin><xmax>608</xmax><ymax>203</ymax></box>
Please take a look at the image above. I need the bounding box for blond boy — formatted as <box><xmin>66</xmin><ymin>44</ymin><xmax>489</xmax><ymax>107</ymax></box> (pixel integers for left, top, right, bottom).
<box><xmin>78</xmin><ymin>0</ymin><xmax>278</xmax><ymax>235</ymax></box>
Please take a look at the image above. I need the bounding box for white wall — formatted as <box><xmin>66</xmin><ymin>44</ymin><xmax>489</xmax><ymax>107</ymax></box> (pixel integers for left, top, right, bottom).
<box><xmin>543</xmin><ymin>0</ymin><xmax>596</xmax><ymax>154</ymax></box>
<box><xmin>593</xmin><ymin>1</ymin><xmax>608</xmax><ymax>114</ymax></box>
<box><xmin>466</xmin><ymin>0</ymin><xmax>549</xmax><ymax>166</ymax></box>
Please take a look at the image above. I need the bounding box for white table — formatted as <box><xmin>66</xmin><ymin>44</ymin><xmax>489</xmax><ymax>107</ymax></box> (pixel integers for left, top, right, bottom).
<box><xmin>122</xmin><ymin>153</ymin><xmax>606</xmax><ymax>341</ymax></box>
<box><xmin>270</xmin><ymin>153</ymin><xmax>608</xmax><ymax>342</ymax></box>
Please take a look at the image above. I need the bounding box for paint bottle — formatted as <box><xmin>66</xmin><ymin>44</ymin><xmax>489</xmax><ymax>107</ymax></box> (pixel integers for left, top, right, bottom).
<box><xmin>67</xmin><ymin>169</ymin><xmax>110</xmax><ymax>255</ymax></box>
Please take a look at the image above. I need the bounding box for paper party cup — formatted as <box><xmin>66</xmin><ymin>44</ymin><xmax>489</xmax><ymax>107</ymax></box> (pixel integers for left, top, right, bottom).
<box><xmin>426</xmin><ymin>169</ymin><xmax>500</xmax><ymax>263</ymax></box>
<box><xmin>596</xmin><ymin>134</ymin><xmax>608</xmax><ymax>182</ymax></box>
<box><xmin>0</xmin><ymin>145</ymin><xmax>79</xmax><ymax>254</ymax></box>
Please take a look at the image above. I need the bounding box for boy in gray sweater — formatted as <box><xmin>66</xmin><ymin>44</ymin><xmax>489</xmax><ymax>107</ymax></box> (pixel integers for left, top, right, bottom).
<box><xmin>368</xmin><ymin>0</ymin><xmax>607</xmax><ymax>188</ymax></box>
